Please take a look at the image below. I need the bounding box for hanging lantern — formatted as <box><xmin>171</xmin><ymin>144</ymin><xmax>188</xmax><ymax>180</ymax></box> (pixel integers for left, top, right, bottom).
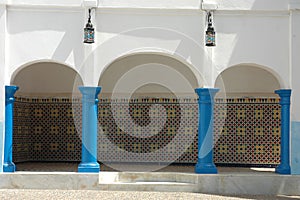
<box><xmin>84</xmin><ymin>8</ymin><xmax>94</xmax><ymax>44</ymax></box>
<box><xmin>205</xmin><ymin>11</ymin><xmax>216</xmax><ymax>47</ymax></box>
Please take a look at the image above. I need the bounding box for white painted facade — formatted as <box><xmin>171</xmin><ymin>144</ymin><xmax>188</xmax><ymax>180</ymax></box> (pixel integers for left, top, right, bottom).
<box><xmin>0</xmin><ymin>0</ymin><xmax>300</xmax><ymax>173</ymax></box>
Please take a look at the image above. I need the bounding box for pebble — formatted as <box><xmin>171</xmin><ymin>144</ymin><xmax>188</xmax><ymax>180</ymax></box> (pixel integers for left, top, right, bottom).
<box><xmin>0</xmin><ymin>190</ymin><xmax>296</xmax><ymax>200</ymax></box>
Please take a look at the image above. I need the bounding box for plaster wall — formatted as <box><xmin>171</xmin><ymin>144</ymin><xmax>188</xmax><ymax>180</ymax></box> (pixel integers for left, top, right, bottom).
<box><xmin>0</xmin><ymin>4</ymin><xmax>6</xmax><ymax>172</ymax></box>
<box><xmin>291</xmin><ymin>9</ymin><xmax>300</xmax><ymax>122</ymax></box>
<box><xmin>213</xmin><ymin>13</ymin><xmax>290</xmax><ymax>87</ymax></box>
<box><xmin>6</xmin><ymin>6</ymin><xmax>85</xmax><ymax>84</ymax></box>
<box><xmin>5</xmin><ymin>1</ymin><xmax>292</xmax><ymax>88</ymax></box>
<box><xmin>215</xmin><ymin>0</ymin><xmax>290</xmax><ymax>11</ymax></box>
<box><xmin>291</xmin><ymin>8</ymin><xmax>300</xmax><ymax>174</ymax></box>
<box><xmin>1</xmin><ymin>0</ymin><xmax>291</xmax><ymax>11</ymax></box>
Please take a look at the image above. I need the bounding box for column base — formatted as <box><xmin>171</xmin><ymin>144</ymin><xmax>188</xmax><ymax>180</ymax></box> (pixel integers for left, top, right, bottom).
<box><xmin>78</xmin><ymin>162</ymin><xmax>100</xmax><ymax>173</ymax></box>
<box><xmin>3</xmin><ymin>162</ymin><xmax>16</xmax><ymax>172</ymax></box>
<box><xmin>275</xmin><ymin>164</ymin><xmax>291</xmax><ymax>174</ymax></box>
<box><xmin>195</xmin><ymin>162</ymin><xmax>218</xmax><ymax>174</ymax></box>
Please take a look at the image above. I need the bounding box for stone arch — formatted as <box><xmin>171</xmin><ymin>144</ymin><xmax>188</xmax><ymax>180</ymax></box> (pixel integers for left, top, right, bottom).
<box><xmin>11</xmin><ymin>60</ymin><xmax>83</xmax><ymax>96</ymax></box>
<box><xmin>98</xmin><ymin>52</ymin><xmax>203</xmax><ymax>98</ymax></box>
<box><xmin>214</xmin><ymin>63</ymin><xmax>283</xmax><ymax>97</ymax></box>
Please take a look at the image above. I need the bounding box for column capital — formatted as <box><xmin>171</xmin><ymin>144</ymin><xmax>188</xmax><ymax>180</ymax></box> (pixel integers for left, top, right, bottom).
<box><xmin>195</xmin><ymin>88</ymin><xmax>219</xmax><ymax>96</ymax></box>
<box><xmin>79</xmin><ymin>86</ymin><xmax>101</xmax><ymax>104</ymax></box>
<box><xmin>79</xmin><ymin>86</ymin><xmax>101</xmax><ymax>97</ymax></box>
<box><xmin>275</xmin><ymin>89</ymin><xmax>292</xmax><ymax>105</ymax></box>
<box><xmin>5</xmin><ymin>85</ymin><xmax>19</xmax><ymax>103</ymax></box>
<box><xmin>275</xmin><ymin>89</ymin><xmax>292</xmax><ymax>97</ymax></box>
<box><xmin>195</xmin><ymin>88</ymin><xmax>219</xmax><ymax>104</ymax></box>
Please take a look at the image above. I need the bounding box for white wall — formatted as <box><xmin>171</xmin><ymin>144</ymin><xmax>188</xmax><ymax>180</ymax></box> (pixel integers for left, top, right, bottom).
<box><xmin>1</xmin><ymin>1</ymin><xmax>298</xmax><ymax>103</ymax></box>
<box><xmin>7</xmin><ymin>6</ymin><xmax>85</xmax><ymax>84</ymax></box>
<box><xmin>214</xmin><ymin>0</ymin><xmax>289</xmax><ymax>11</ymax></box>
<box><xmin>6</xmin><ymin>5</ymin><xmax>211</xmax><ymax>87</ymax></box>
<box><xmin>291</xmin><ymin>9</ymin><xmax>300</xmax><ymax>121</ymax></box>
<box><xmin>80</xmin><ymin>8</ymin><xmax>211</xmax><ymax>87</ymax></box>
<box><xmin>5</xmin><ymin>0</ymin><xmax>292</xmax><ymax>89</ymax></box>
<box><xmin>0</xmin><ymin>4</ymin><xmax>6</xmax><ymax>173</ymax></box>
<box><xmin>290</xmin><ymin>1</ymin><xmax>300</xmax><ymax>175</ymax></box>
<box><xmin>213</xmin><ymin>12</ymin><xmax>290</xmax><ymax>88</ymax></box>
<box><xmin>5</xmin><ymin>0</ymin><xmax>289</xmax><ymax>11</ymax></box>
<box><xmin>0</xmin><ymin>5</ymin><xmax>5</xmax><ymax>120</ymax></box>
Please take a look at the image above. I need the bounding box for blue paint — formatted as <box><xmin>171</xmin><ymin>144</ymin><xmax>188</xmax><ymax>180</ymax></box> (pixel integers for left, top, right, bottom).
<box><xmin>275</xmin><ymin>89</ymin><xmax>291</xmax><ymax>175</ymax></box>
<box><xmin>195</xmin><ymin>88</ymin><xmax>219</xmax><ymax>174</ymax></box>
<box><xmin>0</xmin><ymin>121</ymin><xmax>3</xmax><ymax>172</ymax></box>
<box><xmin>291</xmin><ymin>121</ymin><xmax>300</xmax><ymax>174</ymax></box>
<box><xmin>78</xmin><ymin>86</ymin><xmax>101</xmax><ymax>173</ymax></box>
<box><xmin>3</xmin><ymin>85</ymin><xmax>18</xmax><ymax>172</ymax></box>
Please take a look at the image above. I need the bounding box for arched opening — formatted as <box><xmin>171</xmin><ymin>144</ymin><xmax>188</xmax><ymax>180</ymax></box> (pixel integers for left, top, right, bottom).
<box><xmin>98</xmin><ymin>53</ymin><xmax>200</xmax><ymax>98</ymax></box>
<box><xmin>11</xmin><ymin>62</ymin><xmax>83</xmax><ymax>96</ymax></box>
<box><xmin>11</xmin><ymin>61</ymin><xmax>83</xmax><ymax>172</ymax></box>
<box><xmin>97</xmin><ymin>53</ymin><xmax>201</xmax><ymax>171</ymax></box>
<box><xmin>215</xmin><ymin>64</ymin><xmax>282</xmax><ymax>97</ymax></box>
<box><xmin>213</xmin><ymin>64</ymin><xmax>282</xmax><ymax>167</ymax></box>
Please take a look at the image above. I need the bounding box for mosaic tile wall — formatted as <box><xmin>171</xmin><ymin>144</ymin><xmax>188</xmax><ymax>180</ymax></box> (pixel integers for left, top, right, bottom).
<box><xmin>13</xmin><ymin>97</ymin><xmax>281</xmax><ymax>166</ymax></box>
<box><xmin>98</xmin><ymin>98</ymin><xmax>198</xmax><ymax>163</ymax></box>
<box><xmin>13</xmin><ymin>97</ymin><xmax>82</xmax><ymax>162</ymax></box>
<box><xmin>214</xmin><ymin>98</ymin><xmax>281</xmax><ymax>165</ymax></box>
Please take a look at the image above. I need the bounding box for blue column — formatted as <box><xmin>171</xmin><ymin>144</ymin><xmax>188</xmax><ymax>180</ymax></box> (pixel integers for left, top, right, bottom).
<box><xmin>78</xmin><ymin>86</ymin><xmax>101</xmax><ymax>173</ymax></box>
<box><xmin>275</xmin><ymin>89</ymin><xmax>292</xmax><ymax>174</ymax></box>
<box><xmin>195</xmin><ymin>88</ymin><xmax>219</xmax><ymax>174</ymax></box>
<box><xmin>3</xmin><ymin>85</ymin><xmax>19</xmax><ymax>172</ymax></box>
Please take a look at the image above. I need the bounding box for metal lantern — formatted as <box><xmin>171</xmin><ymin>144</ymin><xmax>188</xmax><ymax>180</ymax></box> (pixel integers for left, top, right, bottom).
<box><xmin>205</xmin><ymin>11</ymin><xmax>216</xmax><ymax>47</ymax></box>
<box><xmin>84</xmin><ymin>8</ymin><xmax>94</xmax><ymax>44</ymax></box>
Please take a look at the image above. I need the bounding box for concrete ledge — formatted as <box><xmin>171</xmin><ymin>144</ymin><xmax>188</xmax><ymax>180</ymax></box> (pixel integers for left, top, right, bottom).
<box><xmin>0</xmin><ymin>172</ymin><xmax>299</xmax><ymax>196</ymax></box>
<box><xmin>0</xmin><ymin>173</ymin><xmax>99</xmax><ymax>190</ymax></box>
<box><xmin>99</xmin><ymin>172</ymin><xmax>300</xmax><ymax>196</ymax></box>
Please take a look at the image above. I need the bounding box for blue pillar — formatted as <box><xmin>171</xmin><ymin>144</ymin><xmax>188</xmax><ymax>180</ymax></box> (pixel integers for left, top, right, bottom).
<box><xmin>78</xmin><ymin>86</ymin><xmax>101</xmax><ymax>173</ymax></box>
<box><xmin>3</xmin><ymin>85</ymin><xmax>19</xmax><ymax>172</ymax></box>
<box><xmin>275</xmin><ymin>89</ymin><xmax>292</xmax><ymax>174</ymax></box>
<box><xmin>195</xmin><ymin>88</ymin><xmax>219</xmax><ymax>174</ymax></box>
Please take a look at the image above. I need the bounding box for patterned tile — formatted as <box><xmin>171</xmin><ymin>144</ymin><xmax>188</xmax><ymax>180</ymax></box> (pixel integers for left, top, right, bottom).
<box><xmin>13</xmin><ymin>97</ymin><xmax>281</xmax><ymax>166</ymax></box>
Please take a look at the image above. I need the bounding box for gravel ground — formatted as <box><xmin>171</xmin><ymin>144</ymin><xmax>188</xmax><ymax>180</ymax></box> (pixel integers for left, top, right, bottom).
<box><xmin>0</xmin><ymin>190</ymin><xmax>298</xmax><ymax>200</ymax></box>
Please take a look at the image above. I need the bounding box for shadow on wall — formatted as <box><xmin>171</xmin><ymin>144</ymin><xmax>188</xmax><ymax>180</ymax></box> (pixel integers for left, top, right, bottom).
<box><xmin>11</xmin><ymin>61</ymin><xmax>83</xmax><ymax>97</ymax></box>
<box><xmin>215</xmin><ymin>64</ymin><xmax>282</xmax><ymax>98</ymax></box>
<box><xmin>98</xmin><ymin>53</ymin><xmax>201</xmax><ymax>99</ymax></box>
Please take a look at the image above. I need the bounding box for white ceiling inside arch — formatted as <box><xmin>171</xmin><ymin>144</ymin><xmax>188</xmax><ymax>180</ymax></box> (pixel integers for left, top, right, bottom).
<box><xmin>11</xmin><ymin>62</ymin><xmax>83</xmax><ymax>96</ymax></box>
<box><xmin>215</xmin><ymin>65</ymin><xmax>281</xmax><ymax>97</ymax></box>
<box><xmin>98</xmin><ymin>54</ymin><xmax>199</xmax><ymax>98</ymax></box>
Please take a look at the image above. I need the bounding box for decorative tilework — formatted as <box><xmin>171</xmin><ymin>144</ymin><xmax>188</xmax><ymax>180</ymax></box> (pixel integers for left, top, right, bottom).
<box><xmin>13</xmin><ymin>97</ymin><xmax>82</xmax><ymax>162</ymax></box>
<box><xmin>214</xmin><ymin>98</ymin><xmax>281</xmax><ymax>165</ymax></box>
<box><xmin>13</xmin><ymin>97</ymin><xmax>281</xmax><ymax>166</ymax></box>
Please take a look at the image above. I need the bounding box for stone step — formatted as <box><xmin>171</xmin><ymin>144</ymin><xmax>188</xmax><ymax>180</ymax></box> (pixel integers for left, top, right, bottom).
<box><xmin>99</xmin><ymin>172</ymin><xmax>197</xmax><ymax>184</ymax></box>
<box><xmin>98</xmin><ymin>172</ymin><xmax>197</xmax><ymax>192</ymax></box>
<box><xmin>98</xmin><ymin>182</ymin><xmax>197</xmax><ymax>192</ymax></box>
